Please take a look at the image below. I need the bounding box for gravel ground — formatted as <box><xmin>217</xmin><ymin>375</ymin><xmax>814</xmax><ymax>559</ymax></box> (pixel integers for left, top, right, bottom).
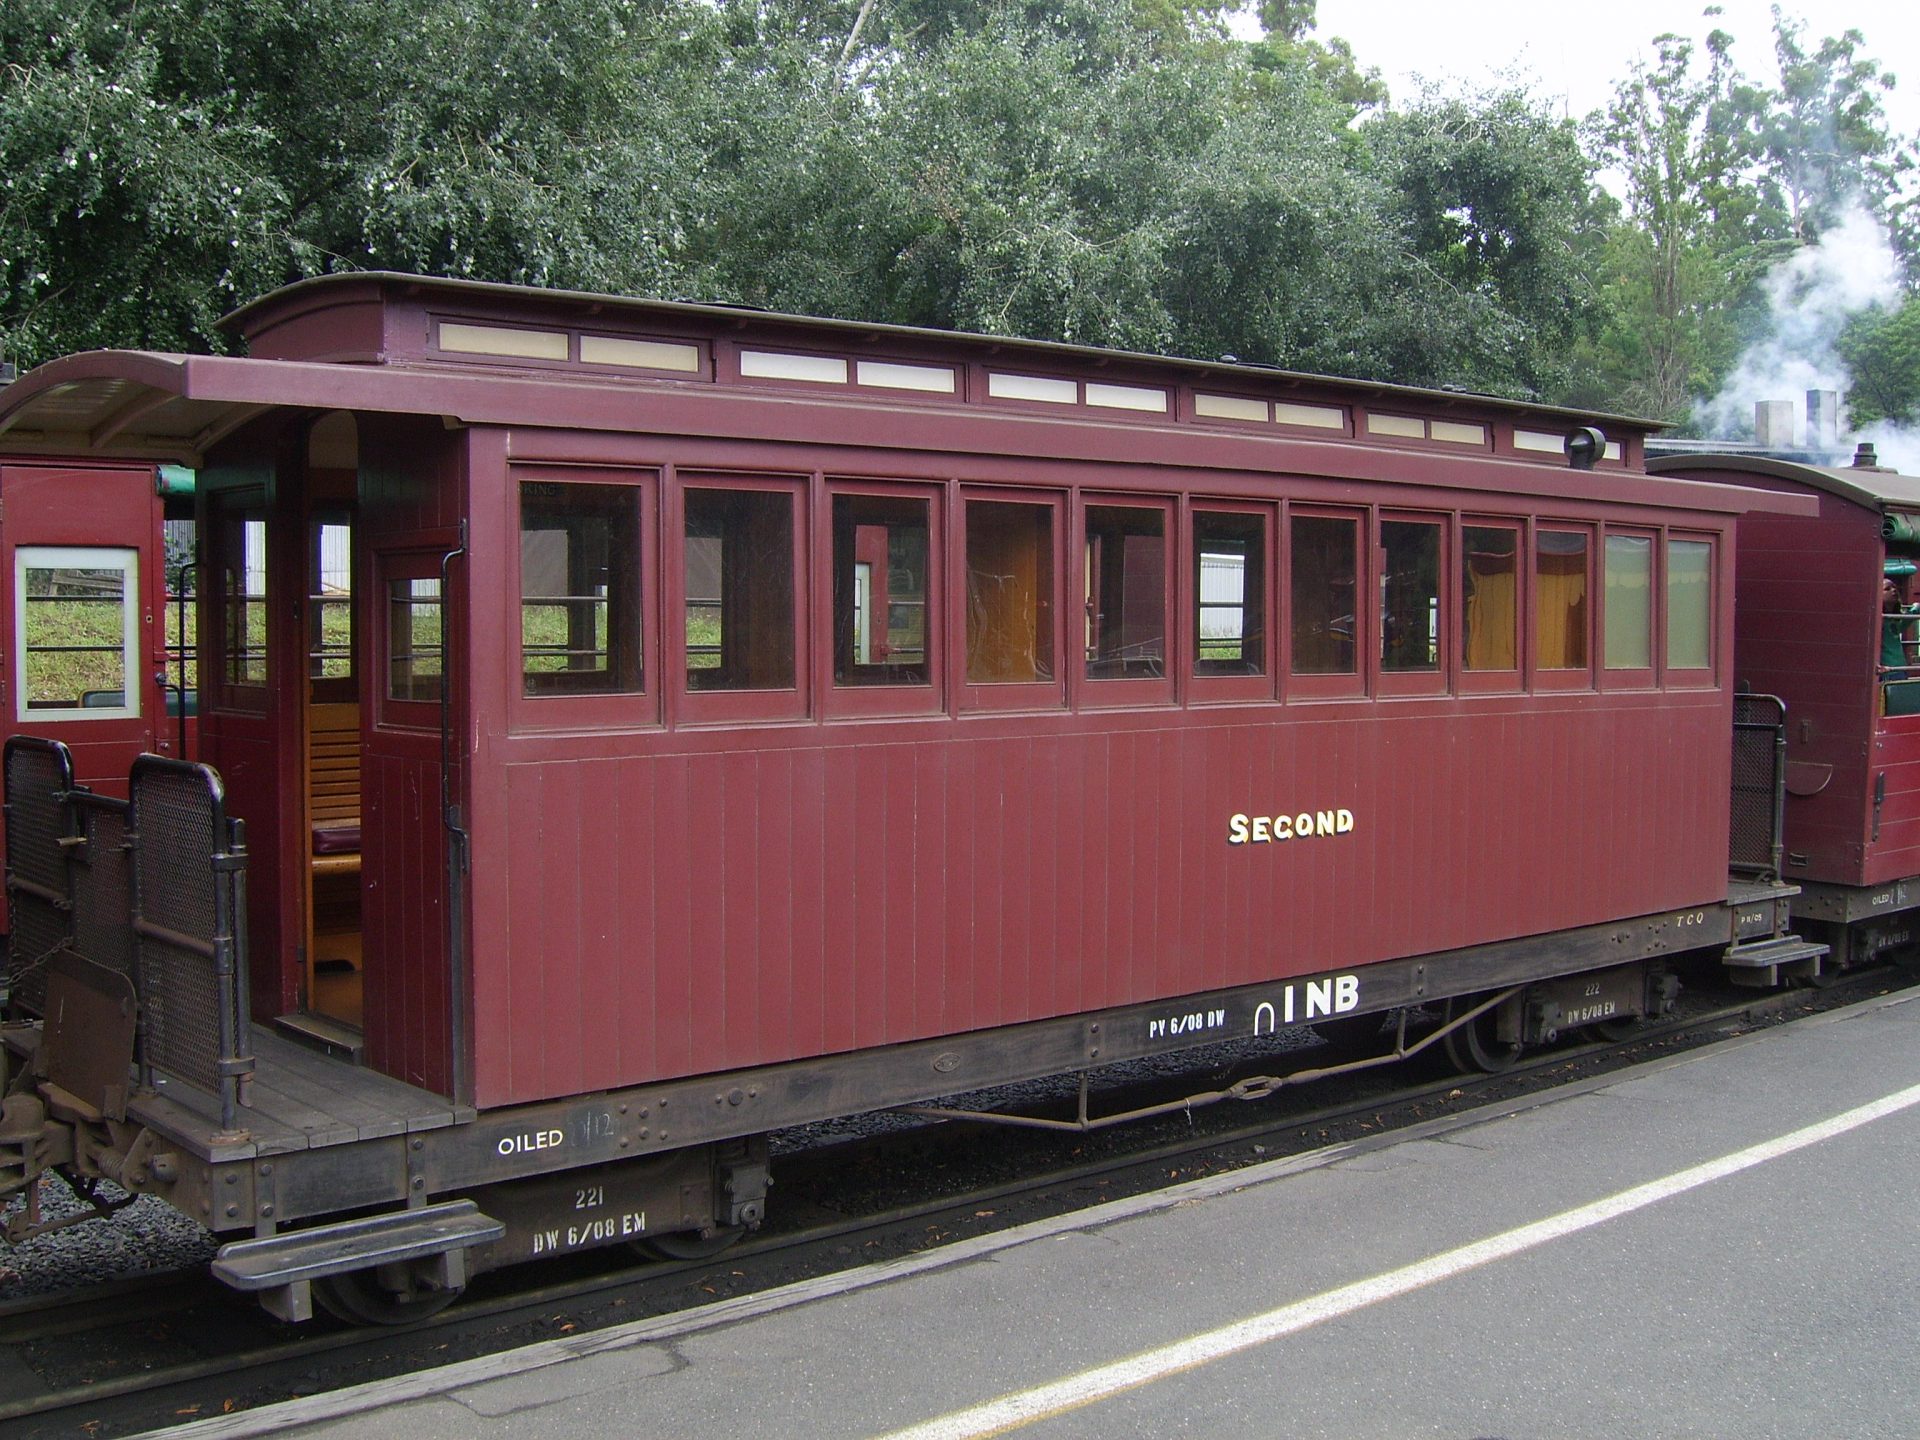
<box><xmin>1</xmin><ymin>1181</ymin><xmax>216</xmax><ymax>1299</ymax></box>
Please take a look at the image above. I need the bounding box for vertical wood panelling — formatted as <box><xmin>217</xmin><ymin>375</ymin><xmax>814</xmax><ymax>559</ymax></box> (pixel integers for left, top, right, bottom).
<box><xmin>543</xmin><ymin>761</ymin><xmax>586</xmax><ymax>1095</ymax></box>
<box><xmin>882</xmin><ymin>744</ymin><xmax>919</xmax><ymax>1039</ymax></box>
<box><xmin>501</xmin><ymin>763</ymin><xmax>546</xmax><ymax>1097</ymax></box>
<box><xmin>821</xmin><ymin>747</ymin><xmax>859</xmax><ymax>1053</ymax></box>
<box><xmin>757</xmin><ymin>748</ymin><xmax>796</xmax><ymax>1063</ymax></box>
<box><xmin>967</xmin><ymin>744</ymin><xmax>1001</xmax><ymax>1026</ymax></box>
<box><xmin>850</xmin><ymin>746</ymin><xmax>888</xmax><ymax>1048</ymax></box>
<box><xmin>911</xmin><ymin>743</ymin><xmax>948</xmax><ymax>1035</ymax></box>
<box><xmin>473</xmin><ymin>693</ymin><xmax>1732</xmax><ymax>1105</ymax></box>
<box><xmin>941</xmin><ymin>746</ymin><xmax>974</xmax><ymax>1038</ymax></box>
<box><xmin>651</xmin><ymin>757</ymin><xmax>694</xmax><ymax>1079</ymax></box>
<box><xmin>1079</xmin><ymin>735</ymin><xmax>1111</xmax><ymax>1007</ymax></box>
<box><xmin>364</xmin><ymin>750</ymin><xmax>450</xmax><ymax>1094</ymax></box>
<box><xmin>685</xmin><ymin>753</ymin><xmax>728</xmax><ymax>1066</ymax></box>
<box><xmin>721</xmin><ymin>751</ymin><xmax>764</xmax><ymax>1068</ymax></box>
<box><xmin>614</xmin><ymin>752</ymin><xmax>657</xmax><ymax>1081</ymax></box>
<box><xmin>788</xmin><ymin>747</ymin><xmax>828</xmax><ymax>1057</ymax></box>
<box><xmin>575</xmin><ymin>759</ymin><xmax>623</xmax><ymax>1092</ymax></box>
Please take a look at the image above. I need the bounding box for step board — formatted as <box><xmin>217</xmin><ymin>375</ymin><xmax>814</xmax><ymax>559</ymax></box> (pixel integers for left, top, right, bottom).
<box><xmin>211</xmin><ymin>1199</ymin><xmax>503</xmax><ymax>1322</ymax></box>
<box><xmin>1721</xmin><ymin>934</ymin><xmax>1829</xmax><ymax>988</ymax></box>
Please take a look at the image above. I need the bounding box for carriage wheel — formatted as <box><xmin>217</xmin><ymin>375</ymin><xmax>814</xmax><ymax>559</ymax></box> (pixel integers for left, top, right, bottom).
<box><xmin>313</xmin><ymin>1265</ymin><xmax>461</xmax><ymax>1326</ymax></box>
<box><xmin>1441</xmin><ymin>994</ymin><xmax>1523</xmax><ymax>1074</ymax></box>
<box><xmin>633</xmin><ymin>1225</ymin><xmax>746</xmax><ymax>1262</ymax></box>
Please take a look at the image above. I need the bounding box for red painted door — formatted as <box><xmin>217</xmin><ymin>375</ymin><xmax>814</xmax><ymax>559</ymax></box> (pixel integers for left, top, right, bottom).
<box><xmin>0</xmin><ymin>462</ymin><xmax>170</xmax><ymax>928</ymax></box>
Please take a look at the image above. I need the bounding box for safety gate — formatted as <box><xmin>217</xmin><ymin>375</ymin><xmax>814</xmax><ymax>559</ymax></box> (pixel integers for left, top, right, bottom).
<box><xmin>3</xmin><ymin>738</ymin><xmax>253</xmax><ymax>1131</ymax></box>
<box><xmin>1730</xmin><ymin>693</ymin><xmax>1788</xmax><ymax>881</ymax></box>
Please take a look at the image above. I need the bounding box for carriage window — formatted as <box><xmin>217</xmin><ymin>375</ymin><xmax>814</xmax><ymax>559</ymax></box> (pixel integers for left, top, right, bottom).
<box><xmin>214</xmin><ymin>500</ymin><xmax>268</xmax><ymax>692</ymax></box>
<box><xmin>13</xmin><ymin>547</ymin><xmax>139</xmax><ymax>720</ymax></box>
<box><xmin>1290</xmin><ymin>515</ymin><xmax>1357</xmax><ymax>675</ymax></box>
<box><xmin>834</xmin><ymin>494</ymin><xmax>930</xmax><ymax>687</ymax></box>
<box><xmin>1085</xmin><ymin>505</ymin><xmax>1166</xmax><ymax>679</ymax></box>
<box><xmin>1536</xmin><ymin>531</ymin><xmax>1589</xmax><ymax>671</ymax></box>
<box><xmin>966</xmin><ymin>500</ymin><xmax>1055</xmax><ymax>684</ymax></box>
<box><xmin>1195</xmin><ymin>511</ymin><xmax>1265</xmax><ymax>677</ymax></box>
<box><xmin>1667</xmin><ymin>538</ymin><xmax>1712</xmax><ymax>671</ymax></box>
<box><xmin>684</xmin><ymin>487</ymin><xmax>795</xmax><ymax>691</ymax></box>
<box><xmin>309</xmin><ymin>516</ymin><xmax>354</xmax><ymax>688</ymax></box>
<box><xmin>1605</xmin><ymin>533</ymin><xmax>1653</xmax><ymax>670</ymax></box>
<box><xmin>521</xmin><ymin>482</ymin><xmax>643</xmax><ymax>696</ymax></box>
<box><xmin>387</xmin><ymin>577</ymin><xmax>443</xmax><ymax>703</ymax></box>
<box><xmin>1462</xmin><ymin>526</ymin><xmax>1518</xmax><ymax>672</ymax></box>
<box><xmin>1381</xmin><ymin>519</ymin><xmax>1441</xmax><ymax>672</ymax></box>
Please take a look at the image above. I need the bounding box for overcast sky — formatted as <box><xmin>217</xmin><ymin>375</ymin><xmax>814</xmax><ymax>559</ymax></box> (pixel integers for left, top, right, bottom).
<box><xmin>1304</xmin><ymin>1</ymin><xmax>1919</xmax><ymax>138</ymax></box>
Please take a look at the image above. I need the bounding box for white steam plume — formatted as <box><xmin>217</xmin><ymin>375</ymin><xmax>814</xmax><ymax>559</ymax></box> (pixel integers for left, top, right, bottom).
<box><xmin>1694</xmin><ymin>202</ymin><xmax>1920</xmax><ymax>472</ymax></box>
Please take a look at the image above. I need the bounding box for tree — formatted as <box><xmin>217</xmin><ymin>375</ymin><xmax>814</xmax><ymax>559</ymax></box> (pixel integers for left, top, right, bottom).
<box><xmin>1839</xmin><ymin>297</ymin><xmax>1920</xmax><ymax>427</ymax></box>
<box><xmin>1760</xmin><ymin>13</ymin><xmax>1912</xmax><ymax>248</ymax></box>
<box><xmin>1584</xmin><ymin>27</ymin><xmax>1785</xmax><ymax>420</ymax></box>
<box><xmin>0</xmin><ymin>1</ymin><xmax>289</xmax><ymax>366</ymax></box>
<box><xmin>1365</xmin><ymin>89</ymin><xmax>1600</xmax><ymax>399</ymax></box>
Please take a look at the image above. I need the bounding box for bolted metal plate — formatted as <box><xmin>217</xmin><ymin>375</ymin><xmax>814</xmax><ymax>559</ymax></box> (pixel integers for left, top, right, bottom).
<box><xmin>466</xmin><ymin>1149</ymin><xmax>718</xmax><ymax>1271</ymax></box>
<box><xmin>41</xmin><ymin>951</ymin><xmax>137</xmax><ymax>1120</ymax></box>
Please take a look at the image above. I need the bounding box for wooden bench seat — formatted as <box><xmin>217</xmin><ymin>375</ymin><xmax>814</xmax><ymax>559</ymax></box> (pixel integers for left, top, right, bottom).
<box><xmin>307</xmin><ymin>702</ymin><xmax>361</xmax><ymax>877</ymax></box>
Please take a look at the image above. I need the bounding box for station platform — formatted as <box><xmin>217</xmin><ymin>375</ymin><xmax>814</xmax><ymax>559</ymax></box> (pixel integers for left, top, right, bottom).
<box><xmin>153</xmin><ymin>988</ymin><xmax>1920</xmax><ymax>1439</ymax></box>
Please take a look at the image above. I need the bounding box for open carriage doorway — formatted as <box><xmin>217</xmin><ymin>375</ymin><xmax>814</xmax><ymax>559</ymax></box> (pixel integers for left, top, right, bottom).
<box><xmin>302</xmin><ymin>416</ymin><xmax>362</xmax><ymax>1030</ymax></box>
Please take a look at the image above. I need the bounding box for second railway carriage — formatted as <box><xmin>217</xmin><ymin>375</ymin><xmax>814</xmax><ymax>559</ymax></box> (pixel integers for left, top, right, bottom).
<box><xmin>1</xmin><ymin>274</ymin><xmax>1816</xmax><ymax>1322</ymax></box>
<box><xmin>1651</xmin><ymin>448</ymin><xmax>1920</xmax><ymax>965</ymax></box>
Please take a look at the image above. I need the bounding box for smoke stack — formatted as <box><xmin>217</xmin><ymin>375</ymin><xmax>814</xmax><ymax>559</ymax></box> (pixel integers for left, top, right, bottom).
<box><xmin>1755</xmin><ymin>400</ymin><xmax>1796</xmax><ymax>448</ymax></box>
<box><xmin>1807</xmin><ymin>390</ymin><xmax>1840</xmax><ymax>451</ymax></box>
<box><xmin>1854</xmin><ymin>442</ymin><xmax>1880</xmax><ymax>469</ymax></box>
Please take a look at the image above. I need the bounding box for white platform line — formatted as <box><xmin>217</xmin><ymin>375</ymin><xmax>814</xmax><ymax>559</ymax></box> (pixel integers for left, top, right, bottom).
<box><xmin>878</xmin><ymin>1079</ymin><xmax>1920</xmax><ymax>1440</ymax></box>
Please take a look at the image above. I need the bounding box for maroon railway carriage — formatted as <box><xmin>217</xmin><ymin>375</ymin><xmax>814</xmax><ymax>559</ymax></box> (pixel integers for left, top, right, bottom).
<box><xmin>1</xmin><ymin>274</ymin><xmax>1814</xmax><ymax>1322</ymax></box>
<box><xmin>0</xmin><ymin>458</ymin><xmax>191</xmax><ymax>931</ymax></box>
<box><xmin>1651</xmin><ymin>449</ymin><xmax>1920</xmax><ymax>965</ymax></box>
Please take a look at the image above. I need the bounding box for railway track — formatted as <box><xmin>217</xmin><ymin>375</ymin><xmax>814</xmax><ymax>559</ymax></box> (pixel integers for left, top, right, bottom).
<box><xmin>2</xmin><ymin>966</ymin><xmax>1905</xmax><ymax>1439</ymax></box>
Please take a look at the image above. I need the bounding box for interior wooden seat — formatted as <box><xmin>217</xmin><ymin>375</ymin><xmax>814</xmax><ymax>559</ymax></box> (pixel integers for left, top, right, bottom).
<box><xmin>307</xmin><ymin>702</ymin><xmax>361</xmax><ymax>875</ymax></box>
<box><xmin>305</xmin><ymin>701</ymin><xmax>364</xmax><ymax>1015</ymax></box>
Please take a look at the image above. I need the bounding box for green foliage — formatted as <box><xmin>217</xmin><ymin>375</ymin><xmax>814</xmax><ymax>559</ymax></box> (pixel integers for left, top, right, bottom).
<box><xmin>1761</xmin><ymin>15</ymin><xmax>1911</xmax><ymax>242</ymax></box>
<box><xmin>0</xmin><ymin>0</ymin><xmax>289</xmax><ymax>363</ymax></box>
<box><xmin>1365</xmin><ymin>89</ymin><xmax>1597</xmax><ymax>398</ymax></box>
<box><xmin>2</xmin><ymin>0</ymin><xmax>1915</xmax><ymax>426</ymax></box>
<box><xmin>1839</xmin><ymin>298</ymin><xmax>1920</xmax><ymax>426</ymax></box>
<box><xmin>1582</xmin><ymin>14</ymin><xmax>1916</xmax><ymax>423</ymax></box>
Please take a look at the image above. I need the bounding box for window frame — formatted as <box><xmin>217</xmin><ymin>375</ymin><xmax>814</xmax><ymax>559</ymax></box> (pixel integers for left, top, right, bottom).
<box><xmin>1601</xmin><ymin>526</ymin><xmax>1658</xmax><ymax>691</ymax></box>
<box><xmin>957</xmin><ymin>486</ymin><xmax>1067</xmax><ymax>714</ymax></box>
<box><xmin>306</xmin><ymin>508</ymin><xmax>357</xmax><ymax>705</ymax></box>
<box><xmin>1532</xmin><ymin>522</ymin><xmax>1595</xmax><ymax>693</ymax></box>
<box><xmin>1375</xmin><ymin>510</ymin><xmax>1449</xmax><ymax>699</ymax></box>
<box><xmin>12</xmin><ymin>545</ymin><xmax>142</xmax><ymax>722</ymax></box>
<box><xmin>206</xmin><ymin>488</ymin><xmax>270</xmax><ymax>714</ymax></box>
<box><xmin>671</xmin><ymin>471</ymin><xmax>809</xmax><ymax>726</ymax></box>
<box><xmin>1286</xmin><ymin>504</ymin><xmax>1368</xmax><ymax>701</ymax></box>
<box><xmin>376</xmin><ymin>547</ymin><xmax>451</xmax><ymax>732</ymax></box>
<box><xmin>822</xmin><ymin>478</ymin><xmax>944</xmax><ymax>720</ymax></box>
<box><xmin>1663</xmin><ymin>530</ymin><xmax>1717</xmax><ymax>688</ymax></box>
<box><xmin>1458</xmin><ymin>516</ymin><xmax>1523</xmax><ymax>695</ymax></box>
<box><xmin>1188</xmin><ymin>499</ymin><xmax>1276</xmax><ymax>705</ymax></box>
<box><xmin>1076</xmin><ymin>492</ymin><xmax>1176</xmax><ymax>710</ymax></box>
<box><xmin>509</xmin><ymin>468</ymin><xmax>658</xmax><ymax>734</ymax></box>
